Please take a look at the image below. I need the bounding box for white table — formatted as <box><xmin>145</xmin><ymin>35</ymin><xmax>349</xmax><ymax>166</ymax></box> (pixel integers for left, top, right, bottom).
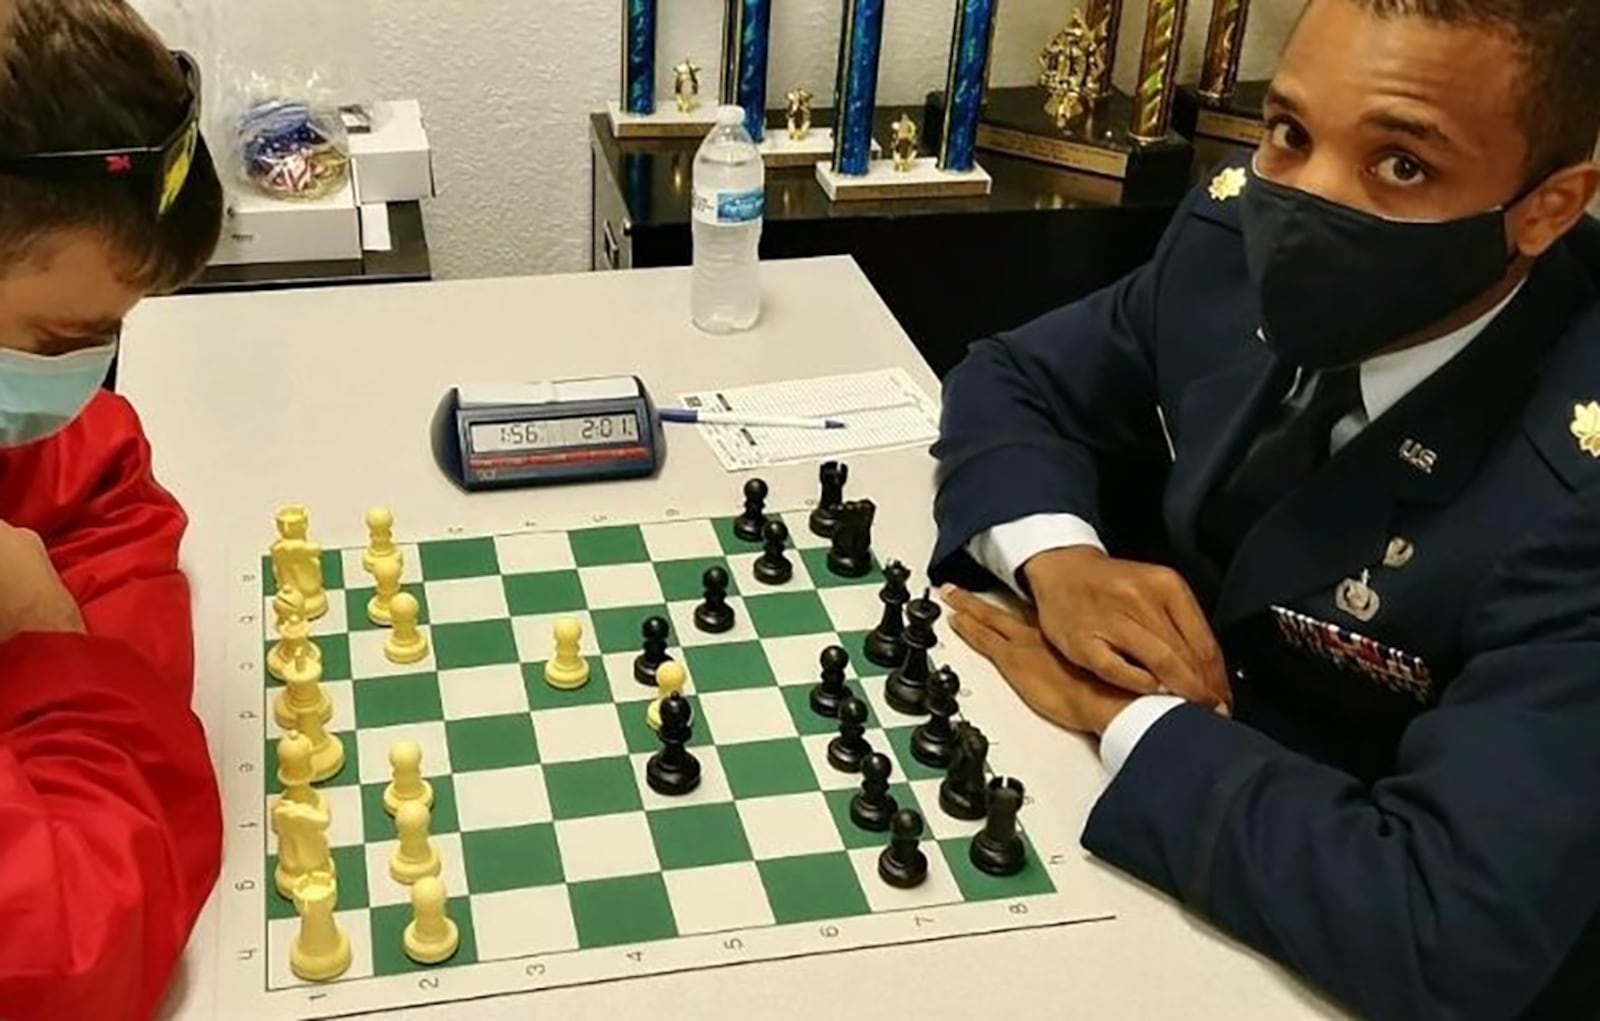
<box><xmin>122</xmin><ymin>256</ymin><xmax>1340</xmax><ymax>1020</ymax></box>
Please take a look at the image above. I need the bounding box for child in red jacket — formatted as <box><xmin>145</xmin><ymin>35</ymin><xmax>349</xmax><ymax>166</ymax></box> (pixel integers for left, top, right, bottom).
<box><xmin>0</xmin><ymin>2</ymin><xmax>225</xmax><ymax>1018</ymax></box>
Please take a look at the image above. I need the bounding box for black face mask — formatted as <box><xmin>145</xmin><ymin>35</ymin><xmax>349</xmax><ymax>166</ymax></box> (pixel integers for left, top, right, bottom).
<box><xmin>1239</xmin><ymin>167</ymin><xmax>1526</xmax><ymax>369</ymax></box>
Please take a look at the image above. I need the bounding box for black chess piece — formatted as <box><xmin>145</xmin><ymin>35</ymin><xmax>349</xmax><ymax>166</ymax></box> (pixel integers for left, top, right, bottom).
<box><xmin>827</xmin><ymin>696</ymin><xmax>872</xmax><ymax>773</ymax></box>
<box><xmin>809</xmin><ymin>645</ymin><xmax>852</xmax><ymax>718</ymax></box>
<box><xmin>969</xmin><ymin>777</ymin><xmax>1028</xmax><ymax>877</ymax></box>
<box><xmin>877</xmin><ymin>809</ymin><xmax>929</xmax><ymax>889</ymax></box>
<box><xmin>826</xmin><ymin>499</ymin><xmax>876</xmax><ymax>579</ymax></box>
<box><xmin>808</xmin><ymin>461</ymin><xmax>848</xmax><ymax>538</ymax></box>
<box><xmin>849</xmin><ymin>752</ymin><xmax>898</xmax><ymax>831</ymax></box>
<box><xmin>886</xmin><ymin>592</ymin><xmax>940</xmax><ymax>716</ymax></box>
<box><xmin>694</xmin><ymin>566</ymin><xmax>736</xmax><ymax>634</ymax></box>
<box><xmin>753</xmin><ymin>519</ymin><xmax>794</xmax><ymax>586</ymax></box>
<box><xmin>939</xmin><ymin>722</ymin><xmax>990</xmax><ymax>821</ymax></box>
<box><xmin>646</xmin><ymin>694</ymin><xmax>702</xmax><ymax>796</ymax></box>
<box><xmin>632</xmin><ymin>615</ymin><xmax>672</xmax><ymax>686</ymax></box>
<box><xmin>863</xmin><ymin>560</ymin><xmax>912</xmax><ymax>669</ymax></box>
<box><xmin>911</xmin><ymin>666</ymin><xmax>960</xmax><ymax>768</ymax></box>
<box><xmin>734</xmin><ymin>478</ymin><xmax>770</xmax><ymax>543</ymax></box>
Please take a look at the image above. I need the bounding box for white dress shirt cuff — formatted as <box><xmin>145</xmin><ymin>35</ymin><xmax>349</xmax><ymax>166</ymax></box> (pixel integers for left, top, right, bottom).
<box><xmin>965</xmin><ymin>514</ymin><xmax>1106</xmax><ymax>598</ymax></box>
<box><xmin>1099</xmin><ymin>695</ymin><xmax>1186</xmax><ymax>779</ymax></box>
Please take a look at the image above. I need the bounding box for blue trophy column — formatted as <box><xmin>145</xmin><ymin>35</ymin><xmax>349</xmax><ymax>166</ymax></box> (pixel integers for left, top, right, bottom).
<box><xmin>623</xmin><ymin>0</ymin><xmax>658</xmax><ymax>115</ymax></box>
<box><xmin>830</xmin><ymin>0</ymin><xmax>886</xmax><ymax>176</ymax></box>
<box><xmin>721</xmin><ymin>0</ymin><xmax>773</xmax><ymax>141</ymax></box>
<box><xmin>938</xmin><ymin>0</ymin><xmax>998</xmax><ymax>172</ymax></box>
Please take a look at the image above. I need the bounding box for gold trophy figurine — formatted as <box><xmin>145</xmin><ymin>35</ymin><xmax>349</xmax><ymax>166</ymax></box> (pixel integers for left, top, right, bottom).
<box><xmin>786</xmin><ymin>86</ymin><xmax>814</xmax><ymax>141</ymax></box>
<box><xmin>1039</xmin><ymin>13</ymin><xmax>1108</xmax><ymax>129</ymax></box>
<box><xmin>890</xmin><ymin>115</ymin><xmax>919</xmax><ymax>172</ymax></box>
<box><xmin>674</xmin><ymin>57</ymin><xmax>703</xmax><ymax>113</ymax></box>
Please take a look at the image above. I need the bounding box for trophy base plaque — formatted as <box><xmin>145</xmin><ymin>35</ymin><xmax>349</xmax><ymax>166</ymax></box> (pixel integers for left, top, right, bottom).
<box><xmin>760</xmin><ymin>130</ymin><xmax>880</xmax><ymax>169</ymax></box>
<box><xmin>1174</xmin><ymin>80</ymin><xmax>1269</xmax><ymax>147</ymax></box>
<box><xmin>607</xmin><ymin>100</ymin><xmax>721</xmax><ymax>140</ymax></box>
<box><xmin>927</xmin><ymin>86</ymin><xmax>1192</xmax><ymax>195</ymax></box>
<box><xmin>816</xmin><ymin>157</ymin><xmax>992</xmax><ymax>202</ymax></box>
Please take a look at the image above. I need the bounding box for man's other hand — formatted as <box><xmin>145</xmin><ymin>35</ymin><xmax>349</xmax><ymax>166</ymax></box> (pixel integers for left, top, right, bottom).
<box><xmin>1022</xmin><ymin>546</ymin><xmax>1230</xmax><ymax>711</ymax></box>
<box><xmin>0</xmin><ymin>523</ymin><xmax>85</xmax><ymax>642</ymax></box>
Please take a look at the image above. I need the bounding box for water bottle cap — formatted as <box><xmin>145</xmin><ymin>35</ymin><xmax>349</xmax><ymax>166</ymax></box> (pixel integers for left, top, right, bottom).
<box><xmin>716</xmin><ymin>105</ymin><xmax>745</xmax><ymax>126</ymax></box>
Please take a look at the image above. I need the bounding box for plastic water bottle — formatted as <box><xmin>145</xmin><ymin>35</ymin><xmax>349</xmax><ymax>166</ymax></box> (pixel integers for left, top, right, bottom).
<box><xmin>692</xmin><ymin>105</ymin><xmax>764</xmax><ymax>333</ymax></box>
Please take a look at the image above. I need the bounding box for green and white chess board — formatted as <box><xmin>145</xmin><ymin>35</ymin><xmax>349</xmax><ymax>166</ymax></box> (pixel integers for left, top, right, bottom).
<box><xmin>218</xmin><ymin>507</ymin><xmax>1110</xmax><ymax>1019</ymax></box>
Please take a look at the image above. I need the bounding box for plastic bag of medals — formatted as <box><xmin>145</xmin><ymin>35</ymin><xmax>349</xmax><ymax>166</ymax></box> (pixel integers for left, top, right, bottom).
<box><xmin>235</xmin><ymin>98</ymin><xmax>351</xmax><ymax>201</ymax></box>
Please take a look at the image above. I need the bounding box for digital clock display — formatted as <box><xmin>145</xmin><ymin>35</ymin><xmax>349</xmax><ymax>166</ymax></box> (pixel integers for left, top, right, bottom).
<box><xmin>470</xmin><ymin>414</ymin><xmax>640</xmax><ymax>454</ymax></box>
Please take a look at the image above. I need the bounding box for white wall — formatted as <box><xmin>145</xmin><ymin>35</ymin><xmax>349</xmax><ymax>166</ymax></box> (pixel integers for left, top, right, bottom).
<box><xmin>135</xmin><ymin>0</ymin><xmax>1307</xmax><ymax>280</ymax></box>
<box><xmin>365</xmin><ymin>0</ymin><xmax>1307</xmax><ymax>280</ymax></box>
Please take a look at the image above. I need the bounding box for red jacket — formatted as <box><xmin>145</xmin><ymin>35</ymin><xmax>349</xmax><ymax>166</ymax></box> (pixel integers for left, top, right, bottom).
<box><xmin>0</xmin><ymin>391</ymin><xmax>221</xmax><ymax>1020</ymax></box>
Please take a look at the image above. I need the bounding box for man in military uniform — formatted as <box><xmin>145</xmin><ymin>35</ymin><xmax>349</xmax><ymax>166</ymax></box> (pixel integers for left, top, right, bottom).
<box><xmin>930</xmin><ymin>1</ymin><xmax>1600</xmax><ymax>1016</ymax></box>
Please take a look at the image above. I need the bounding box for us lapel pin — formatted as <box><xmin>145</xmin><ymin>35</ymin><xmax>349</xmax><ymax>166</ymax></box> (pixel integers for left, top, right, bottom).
<box><xmin>1336</xmin><ymin>569</ymin><xmax>1381</xmax><ymax>622</ymax></box>
<box><xmin>1399</xmin><ymin>439</ymin><xmax>1438</xmax><ymax>474</ymax></box>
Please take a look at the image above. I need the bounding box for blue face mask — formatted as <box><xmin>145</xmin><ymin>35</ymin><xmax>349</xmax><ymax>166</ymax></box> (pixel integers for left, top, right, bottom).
<box><xmin>0</xmin><ymin>342</ymin><xmax>118</xmax><ymax>447</ymax></box>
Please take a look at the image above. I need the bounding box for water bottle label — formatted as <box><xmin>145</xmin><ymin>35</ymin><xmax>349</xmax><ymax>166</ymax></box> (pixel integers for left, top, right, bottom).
<box><xmin>693</xmin><ymin>187</ymin><xmax>765</xmax><ymax>226</ymax></box>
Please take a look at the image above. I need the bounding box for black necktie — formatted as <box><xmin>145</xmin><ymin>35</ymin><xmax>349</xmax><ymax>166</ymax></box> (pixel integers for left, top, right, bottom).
<box><xmin>1202</xmin><ymin>366</ymin><xmax>1363</xmax><ymax>562</ymax></box>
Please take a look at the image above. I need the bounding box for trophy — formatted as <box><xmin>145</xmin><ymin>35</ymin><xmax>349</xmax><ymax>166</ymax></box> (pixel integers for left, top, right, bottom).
<box><xmin>932</xmin><ymin>1</ymin><xmax>1193</xmax><ymax>196</ymax></box>
<box><xmin>1175</xmin><ymin>0</ymin><xmax>1268</xmax><ymax>146</ymax></box>
<box><xmin>721</xmin><ymin>0</ymin><xmax>852</xmax><ymax>167</ymax></box>
<box><xmin>817</xmin><ymin>0</ymin><xmax>997</xmax><ymax>202</ymax></box>
<box><xmin>608</xmin><ymin>0</ymin><xmax>719</xmax><ymax>138</ymax></box>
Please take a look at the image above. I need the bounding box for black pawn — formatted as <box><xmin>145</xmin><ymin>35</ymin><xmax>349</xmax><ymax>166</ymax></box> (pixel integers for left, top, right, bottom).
<box><xmin>694</xmin><ymin>566</ymin><xmax>735</xmax><ymax>634</ymax></box>
<box><xmin>885</xmin><ymin>591</ymin><xmax>940</xmax><ymax>716</ymax></box>
<box><xmin>646</xmin><ymin>693</ymin><xmax>702</xmax><ymax>796</ymax></box>
<box><xmin>827</xmin><ymin>696</ymin><xmax>872</xmax><ymax>773</ymax></box>
<box><xmin>633</xmin><ymin>615</ymin><xmax>672</xmax><ymax>686</ymax></box>
<box><xmin>970</xmin><ymin>777</ymin><xmax>1028</xmax><ymax>877</ymax></box>
<box><xmin>850</xmin><ymin>752</ymin><xmax>898</xmax><ymax>831</ymax></box>
<box><xmin>809</xmin><ymin>461</ymin><xmax>848</xmax><ymax>538</ymax></box>
<box><xmin>826</xmin><ymin>500</ymin><xmax>876</xmax><ymax>579</ymax></box>
<box><xmin>753</xmin><ymin>519</ymin><xmax>794</xmax><ymax>586</ymax></box>
<box><xmin>809</xmin><ymin>645</ymin><xmax>852</xmax><ymax>718</ymax></box>
<box><xmin>939</xmin><ymin>722</ymin><xmax>990</xmax><ymax>821</ymax></box>
<box><xmin>734</xmin><ymin>478</ymin><xmax>769</xmax><ymax>543</ymax></box>
<box><xmin>911</xmin><ymin>666</ymin><xmax>960</xmax><ymax>768</ymax></box>
<box><xmin>877</xmin><ymin>809</ymin><xmax>929</xmax><ymax>889</ymax></box>
<box><xmin>864</xmin><ymin>560</ymin><xmax>912</xmax><ymax>669</ymax></box>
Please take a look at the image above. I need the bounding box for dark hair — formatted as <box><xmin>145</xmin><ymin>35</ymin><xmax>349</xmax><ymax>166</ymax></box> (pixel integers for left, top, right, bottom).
<box><xmin>1347</xmin><ymin>0</ymin><xmax>1600</xmax><ymax>173</ymax></box>
<box><xmin>0</xmin><ymin>0</ymin><xmax>223</xmax><ymax>293</ymax></box>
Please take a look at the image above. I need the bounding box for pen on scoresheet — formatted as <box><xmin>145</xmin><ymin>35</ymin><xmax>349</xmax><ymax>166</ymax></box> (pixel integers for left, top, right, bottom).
<box><xmin>657</xmin><ymin>408</ymin><xmax>848</xmax><ymax>430</ymax></box>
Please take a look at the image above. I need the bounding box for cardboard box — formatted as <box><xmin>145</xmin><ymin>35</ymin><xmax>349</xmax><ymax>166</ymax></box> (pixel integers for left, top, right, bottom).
<box><xmin>349</xmin><ymin>100</ymin><xmax>436</xmax><ymax>204</ymax></box>
<box><xmin>209</xmin><ymin>178</ymin><xmax>363</xmax><ymax>266</ymax></box>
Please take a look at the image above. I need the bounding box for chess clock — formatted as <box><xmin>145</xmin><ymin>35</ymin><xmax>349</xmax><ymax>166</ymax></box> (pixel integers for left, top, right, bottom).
<box><xmin>431</xmin><ymin>376</ymin><xmax>665</xmax><ymax>492</ymax></box>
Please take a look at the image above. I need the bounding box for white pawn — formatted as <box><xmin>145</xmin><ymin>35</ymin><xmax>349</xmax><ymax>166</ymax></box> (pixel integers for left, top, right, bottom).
<box><xmin>648</xmin><ymin>661</ymin><xmax>689</xmax><ymax>732</ymax></box>
<box><xmin>273</xmin><ymin>731</ymin><xmax>328</xmax><ymax>821</ymax></box>
<box><xmin>389</xmin><ymin>799</ymin><xmax>442</xmax><ymax>885</ymax></box>
<box><xmin>289</xmin><ymin>871</ymin><xmax>351</xmax><ymax>982</ymax></box>
<box><xmin>384</xmin><ymin>593</ymin><xmax>430</xmax><ymax>664</ymax></box>
<box><xmin>274</xmin><ymin>643</ymin><xmax>332</xmax><ymax>730</ymax></box>
<box><xmin>543</xmin><ymin>617</ymin><xmax>590</xmax><ymax>690</ymax></box>
<box><xmin>403</xmin><ymin>875</ymin><xmax>461</xmax><ymax>965</ymax></box>
<box><xmin>384</xmin><ymin>740</ymin><xmax>434</xmax><ymax>816</ymax></box>
<box><xmin>368</xmin><ymin>554</ymin><xmax>403</xmax><ymax>627</ymax></box>
<box><xmin>295</xmin><ymin>698</ymin><xmax>346</xmax><ymax>782</ymax></box>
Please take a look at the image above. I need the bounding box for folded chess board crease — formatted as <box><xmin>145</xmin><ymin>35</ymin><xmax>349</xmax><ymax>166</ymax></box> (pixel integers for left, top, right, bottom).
<box><xmin>243</xmin><ymin>463</ymin><xmax>1058</xmax><ymax>1004</ymax></box>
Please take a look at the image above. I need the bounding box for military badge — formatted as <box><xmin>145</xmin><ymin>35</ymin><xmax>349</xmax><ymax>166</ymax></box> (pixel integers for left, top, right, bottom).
<box><xmin>1272</xmin><ymin>606</ymin><xmax>1433</xmax><ymax>703</ymax></box>
<box><xmin>1209</xmin><ymin>166</ymin><xmax>1247</xmax><ymax>202</ymax></box>
<box><xmin>1571</xmin><ymin>401</ymin><xmax>1600</xmax><ymax>458</ymax></box>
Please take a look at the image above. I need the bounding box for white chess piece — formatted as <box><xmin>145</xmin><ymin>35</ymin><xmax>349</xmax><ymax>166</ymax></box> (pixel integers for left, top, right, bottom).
<box><xmin>363</xmin><ymin>506</ymin><xmax>399</xmax><ymax>572</ymax></box>
<box><xmin>295</xmin><ymin>699</ymin><xmax>346</xmax><ymax>782</ymax></box>
<box><xmin>543</xmin><ymin>617</ymin><xmax>590</xmax><ymax>690</ymax></box>
<box><xmin>274</xmin><ymin>642</ymin><xmax>332</xmax><ymax>730</ymax></box>
<box><xmin>273</xmin><ymin>798</ymin><xmax>334</xmax><ymax>898</ymax></box>
<box><xmin>267</xmin><ymin>588</ymin><xmax>319</xmax><ymax>682</ymax></box>
<box><xmin>273</xmin><ymin>731</ymin><xmax>328</xmax><ymax>821</ymax></box>
<box><xmin>384</xmin><ymin>740</ymin><xmax>434</xmax><ymax>816</ymax></box>
<box><xmin>368</xmin><ymin>553</ymin><xmax>403</xmax><ymax>627</ymax></box>
<box><xmin>648</xmin><ymin>661</ymin><xmax>689</xmax><ymax>732</ymax></box>
<box><xmin>389</xmin><ymin>799</ymin><xmax>442</xmax><ymax>885</ymax></box>
<box><xmin>403</xmin><ymin>875</ymin><xmax>461</xmax><ymax>965</ymax></box>
<box><xmin>384</xmin><ymin>593</ymin><xmax>430</xmax><ymax>664</ymax></box>
<box><xmin>272</xmin><ymin>505</ymin><xmax>328</xmax><ymax>621</ymax></box>
<box><xmin>289</xmin><ymin>871</ymin><xmax>351</xmax><ymax>982</ymax></box>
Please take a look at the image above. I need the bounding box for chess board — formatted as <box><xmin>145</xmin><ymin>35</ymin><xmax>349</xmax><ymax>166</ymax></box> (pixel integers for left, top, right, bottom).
<box><xmin>218</xmin><ymin>506</ymin><xmax>1112</xmax><ymax>1019</ymax></box>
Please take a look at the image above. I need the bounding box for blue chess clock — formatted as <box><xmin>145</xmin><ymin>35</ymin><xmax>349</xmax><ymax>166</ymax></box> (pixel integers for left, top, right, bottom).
<box><xmin>431</xmin><ymin>376</ymin><xmax>664</xmax><ymax>491</ymax></box>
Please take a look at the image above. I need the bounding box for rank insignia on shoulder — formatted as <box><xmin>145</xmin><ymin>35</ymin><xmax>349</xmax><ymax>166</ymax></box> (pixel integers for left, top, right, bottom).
<box><xmin>1209</xmin><ymin>166</ymin><xmax>1247</xmax><ymax>202</ymax></box>
<box><xmin>1570</xmin><ymin>401</ymin><xmax>1600</xmax><ymax>458</ymax></box>
<box><xmin>1272</xmin><ymin>606</ymin><xmax>1433</xmax><ymax>703</ymax></box>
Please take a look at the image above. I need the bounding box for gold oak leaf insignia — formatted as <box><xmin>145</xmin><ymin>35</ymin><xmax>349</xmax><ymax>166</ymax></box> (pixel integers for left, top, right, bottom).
<box><xmin>1571</xmin><ymin>401</ymin><xmax>1600</xmax><ymax>458</ymax></box>
<box><xmin>1209</xmin><ymin>166</ymin><xmax>1247</xmax><ymax>202</ymax></box>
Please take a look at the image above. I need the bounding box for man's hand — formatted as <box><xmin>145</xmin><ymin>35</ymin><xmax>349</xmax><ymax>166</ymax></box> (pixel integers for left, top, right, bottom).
<box><xmin>1023</xmin><ymin>546</ymin><xmax>1230</xmax><ymax>710</ymax></box>
<box><xmin>0</xmin><ymin>523</ymin><xmax>84</xmax><ymax>643</ymax></box>
<box><xmin>943</xmin><ymin>586</ymin><xmax>1137</xmax><ymax>736</ymax></box>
